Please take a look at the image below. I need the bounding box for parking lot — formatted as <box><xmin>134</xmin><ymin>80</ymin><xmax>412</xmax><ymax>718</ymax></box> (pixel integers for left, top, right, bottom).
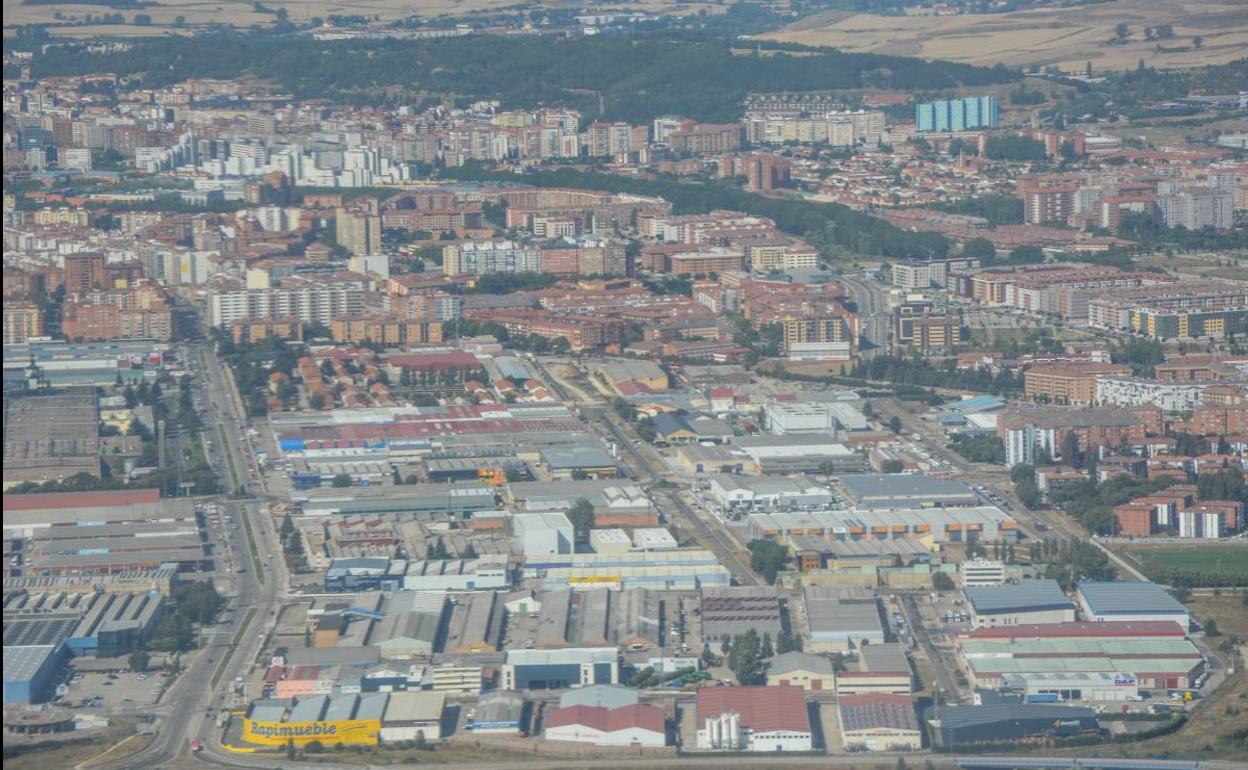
<box><xmin>60</xmin><ymin>669</ymin><xmax>168</xmax><ymax>712</ymax></box>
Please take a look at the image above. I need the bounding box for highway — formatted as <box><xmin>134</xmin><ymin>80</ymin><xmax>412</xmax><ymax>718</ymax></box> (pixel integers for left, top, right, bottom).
<box><xmin>96</xmin><ymin>342</ymin><xmax>289</xmax><ymax>770</ymax></box>
<box><xmin>838</xmin><ymin>272</ymin><xmax>890</xmax><ymax>357</ymax></box>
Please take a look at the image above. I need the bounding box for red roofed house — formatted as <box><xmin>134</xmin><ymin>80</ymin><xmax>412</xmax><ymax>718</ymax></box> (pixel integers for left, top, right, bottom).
<box><xmin>695</xmin><ymin>685</ymin><xmax>812</xmax><ymax>752</ymax></box>
<box><xmin>543</xmin><ymin>703</ymin><xmax>667</xmax><ymax>747</ymax></box>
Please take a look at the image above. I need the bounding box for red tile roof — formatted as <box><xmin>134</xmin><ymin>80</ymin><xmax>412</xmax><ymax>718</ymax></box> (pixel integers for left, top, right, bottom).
<box><xmin>544</xmin><ymin>703</ymin><xmax>665</xmax><ymax>734</ymax></box>
<box><xmin>2</xmin><ymin>488</ymin><xmax>161</xmax><ymax>510</ymax></box>
<box><xmin>696</xmin><ymin>685</ymin><xmax>809</xmax><ymax>734</ymax></box>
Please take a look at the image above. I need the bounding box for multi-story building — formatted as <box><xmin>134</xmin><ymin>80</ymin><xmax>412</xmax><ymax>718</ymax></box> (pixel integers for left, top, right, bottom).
<box><xmin>668</xmin><ymin>123</ymin><xmax>742</xmax><ymax>155</ymax></box>
<box><xmin>893</xmin><ymin>300</ymin><xmax>962</xmax><ymax>351</ymax></box>
<box><xmin>443</xmin><ymin>240</ymin><xmax>542</xmax><ymax>276</ymax></box>
<box><xmin>915</xmin><ymin>96</ymin><xmax>998</xmax><ymax>132</ymax></box>
<box><xmin>64</xmin><ymin>252</ymin><xmax>106</xmax><ymax>293</ymax></box>
<box><xmin>460</xmin><ymin>308</ymin><xmax>625</xmax><ymax>351</ymax></box>
<box><xmin>336</xmin><ymin>200</ymin><xmax>382</xmax><ymax>256</ymax></box>
<box><xmin>1023</xmin><ymin>363</ymin><xmax>1131</xmax><ymax>405</ymax></box>
<box><xmin>3</xmin><ymin>301</ymin><xmax>44</xmax><ymax>343</ymax></box>
<box><xmin>207</xmin><ymin>280</ymin><xmax>368</xmax><ymax>327</ymax></box>
<box><xmin>999</xmin><ymin>406</ymin><xmax>1155</xmax><ymax>463</ymax></box>
<box><xmin>1017</xmin><ymin>178</ymin><xmax>1079</xmax><ymax>225</ymax></box>
<box><xmin>330</xmin><ymin>317</ymin><xmax>443</xmax><ymax>346</ymax></box>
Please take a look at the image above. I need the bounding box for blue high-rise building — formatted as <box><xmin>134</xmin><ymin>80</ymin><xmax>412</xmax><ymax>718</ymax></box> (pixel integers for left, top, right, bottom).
<box><xmin>915</xmin><ymin>96</ymin><xmax>998</xmax><ymax>133</ymax></box>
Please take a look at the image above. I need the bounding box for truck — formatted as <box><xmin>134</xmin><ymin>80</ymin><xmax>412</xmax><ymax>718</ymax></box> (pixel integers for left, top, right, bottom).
<box><xmin>1025</xmin><ymin>693</ymin><xmax>1061</xmax><ymax>704</ymax></box>
<box><xmin>190</xmin><ymin>739</ymin><xmax>203</xmax><ymax>753</ymax></box>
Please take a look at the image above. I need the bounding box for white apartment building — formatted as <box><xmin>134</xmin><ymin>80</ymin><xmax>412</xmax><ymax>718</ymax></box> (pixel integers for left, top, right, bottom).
<box><xmin>207</xmin><ymin>283</ymin><xmax>367</xmax><ymax>327</ymax></box>
<box><xmin>1095</xmin><ymin>376</ymin><xmax>1215</xmax><ymax>411</ymax></box>
<box><xmin>443</xmin><ymin>240</ymin><xmax>541</xmax><ymax>276</ymax></box>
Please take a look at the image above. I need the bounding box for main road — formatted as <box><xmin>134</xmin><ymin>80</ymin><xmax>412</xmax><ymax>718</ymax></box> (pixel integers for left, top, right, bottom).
<box><xmin>838</xmin><ymin>272</ymin><xmax>889</xmax><ymax>357</ymax></box>
<box><xmin>95</xmin><ymin>342</ymin><xmax>289</xmax><ymax>770</ymax></box>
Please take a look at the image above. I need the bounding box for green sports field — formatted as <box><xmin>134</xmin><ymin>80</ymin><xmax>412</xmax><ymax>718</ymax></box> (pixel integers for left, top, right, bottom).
<box><xmin>1122</xmin><ymin>545</ymin><xmax>1248</xmax><ymax>586</ymax></box>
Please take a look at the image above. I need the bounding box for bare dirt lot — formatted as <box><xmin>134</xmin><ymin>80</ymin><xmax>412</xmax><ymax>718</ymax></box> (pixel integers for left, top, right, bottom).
<box><xmin>764</xmin><ymin>0</ymin><xmax>1248</xmax><ymax>72</ymax></box>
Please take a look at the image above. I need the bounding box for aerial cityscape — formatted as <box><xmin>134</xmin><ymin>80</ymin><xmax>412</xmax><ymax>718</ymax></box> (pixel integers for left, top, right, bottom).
<box><xmin>1</xmin><ymin>1</ymin><xmax>1246</xmax><ymax>769</ymax></box>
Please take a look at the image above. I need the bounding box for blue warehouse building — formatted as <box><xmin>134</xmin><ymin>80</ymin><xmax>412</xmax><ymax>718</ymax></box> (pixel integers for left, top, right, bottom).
<box><xmin>3</xmin><ymin>644</ymin><xmax>69</xmax><ymax>704</ymax></box>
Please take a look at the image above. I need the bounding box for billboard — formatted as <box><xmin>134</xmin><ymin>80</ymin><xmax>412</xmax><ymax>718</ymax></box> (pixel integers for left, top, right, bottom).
<box><xmin>242</xmin><ymin>719</ymin><xmax>380</xmax><ymax>747</ymax></box>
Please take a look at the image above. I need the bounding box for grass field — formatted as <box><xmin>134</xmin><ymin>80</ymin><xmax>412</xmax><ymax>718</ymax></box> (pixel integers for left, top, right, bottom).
<box><xmin>1125</xmin><ymin>545</ymin><xmax>1248</xmax><ymax>573</ymax></box>
<box><xmin>1119</xmin><ymin>543</ymin><xmax>1248</xmax><ymax>587</ymax></box>
<box><xmin>764</xmin><ymin>0</ymin><xmax>1248</xmax><ymax>72</ymax></box>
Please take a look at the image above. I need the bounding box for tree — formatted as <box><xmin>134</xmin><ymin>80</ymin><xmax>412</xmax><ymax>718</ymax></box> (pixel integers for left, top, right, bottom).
<box><xmin>1061</xmin><ymin>431</ymin><xmax>1082</xmax><ymax>467</ymax></box>
<box><xmin>888</xmin><ymin>416</ymin><xmax>903</xmax><ymax>434</ymax></box>
<box><xmin>331</xmin><ymin>473</ymin><xmax>352</xmax><ymax>488</ymax></box>
<box><xmin>727</xmin><ymin>629</ymin><xmax>765</xmax><ymax>685</ymax></box>
<box><xmin>761</xmin><ymin>632</ymin><xmax>774</xmax><ymax>659</ymax></box>
<box><xmin>129</xmin><ymin>650</ymin><xmax>150</xmax><ymax>672</ymax></box>
<box><xmin>567</xmin><ymin>498</ymin><xmax>595</xmax><ymax>542</ymax></box>
<box><xmin>932</xmin><ymin>571</ymin><xmax>955</xmax><ymax>591</ymax></box>
<box><xmin>309</xmin><ymin>393</ymin><xmax>326</xmax><ymax>410</ymax></box>
<box><xmin>1115</xmin><ymin>22</ymin><xmax>1130</xmax><ymax>40</ymax></box>
<box><xmin>570</xmin><ymin>468</ymin><xmax>590</xmax><ymax>481</ymax></box>
<box><xmin>962</xmin><ymin>237</ymin><xmax>997</xmax><ymax>263</ymax></box>
<box><xmin>1008</xmin><ymin>245</ymin><xmax>1045</xmax><ymax>265</ymax></box>
<box><xmin>1193</xmin><ymin>36</ymin><xmax>1204</xmax><ymax>48</ymax></box>
<box><xmin>747</xmin><ymin>539</ymin><xmax>789</xmax><ymax>584</ymax></box>
<box><xmin>882</xmin><ymin>460</ymin><xmax>905</xmax><ymax>474</ymax></box>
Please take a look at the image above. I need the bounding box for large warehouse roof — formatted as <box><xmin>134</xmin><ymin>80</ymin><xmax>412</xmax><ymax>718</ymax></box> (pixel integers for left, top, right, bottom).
<box><xmin>1077</xmin><ymin>581</ymin><xmax>1187</xmax><ymax>615</ymax></box>
<box><xmin>964</xmin><ymin>580</ymin><xmax>1073</xmax><ymax>615</ymax></box>
<box><xmin>841</xmin><ymin>473</ymin><xmax>976</xmax><ymax>506</ymax></box>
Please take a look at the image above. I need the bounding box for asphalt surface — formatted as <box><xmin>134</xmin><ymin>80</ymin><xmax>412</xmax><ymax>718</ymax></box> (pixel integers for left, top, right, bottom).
<box><xmin>837</xmin><ymin>272</ymin><xmax>889</xmax><ymax>356</ymax></box>
<box><xmin>96</xmin><ymin>342</ymin><xmax>290</xmax><ymax>770</ymax></box>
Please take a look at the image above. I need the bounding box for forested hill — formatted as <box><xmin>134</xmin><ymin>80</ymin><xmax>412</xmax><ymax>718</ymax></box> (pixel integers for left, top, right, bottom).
<box><xmin>29</xmin><ymin>33</ymin><xmax>1016</xmax><ymax>122</ymax></box>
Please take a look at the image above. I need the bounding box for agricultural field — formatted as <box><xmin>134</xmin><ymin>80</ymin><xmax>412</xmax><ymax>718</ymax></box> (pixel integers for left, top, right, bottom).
<box><xmin>1120</xmin><ymin>543</ymin><xmax>1248</xmax><ymax>587</ymax></box>
<box><xmin>764</xmin><ymin>0</ymin><xmax>1248</xmax><ymax>73</ymax></box>
<box><xmin>2</xmin><ymin>0</ymin><xmax>721</xmax><ymax>36</ymax></box>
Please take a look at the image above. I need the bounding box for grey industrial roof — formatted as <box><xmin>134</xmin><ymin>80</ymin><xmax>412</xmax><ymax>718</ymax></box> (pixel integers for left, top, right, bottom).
<box><xmin>4</xmin><ymin>614</ymin><xmax>80</xmax><ymax>647</ymax></box>
<box><xmin>290</xmin><ymin>695</ymin><xmax>328</xmax><ymax>722</ymax></box>
<box><xmin>324</xmin><ymin>693</ymin><xmax>359</xmax><ymax>721</ymax></box>
<box><xmin>924</xmin><ymin>702</ymin><xmax>1096</xmax><ymax>730</ymax></box>
<box><xmin>769</xmin><ymin>651</ymin><xmax>836</xmax><ymax>676</ymax></box>
<box><xmin>839</xmin><ymin>694</ymin><xmax>919</xmax><ymax>733</ymax></box>
<box><xmin>559</xmin><ymin>684</ymin><xmax>638</xmax><ymax>709</ymax></box>
<box><xmin>541</xmin><ymin>446</ymin><xmax>618</xmax><ymax>469</ymax></box>
<box><xmin>2</xmin><ymin>644</ymin><xmax>58</xmax><ymax>684</ymax></box>
<box><xmin>859</xmin><ymin>643</ymin><xmax>912</xmax><ymax>675</ymax></box>
<box><xmin>1077</xmin><ymin>581</ymin><xmax>1187</xmax><ymax>615</ymax></box>
<box><xmin>283</xmin><ymin>646</ymin><xmax>381</xmax><ymax>666</ymax></box>
<box><xmin>384</xmin><ymin>691</ymin><xmax>445</xmax><ymax>722</ymax></box>
<box><xmin>964</xmin><ymin>580</ymin><xmax>1074</xmax><ymax>615</ymax></box>
<box><xmin>356</xmin><ymin>692</ymin><xmax>389</xmax><ymax>721</ymax></box>
<box><xmin>474</xmin><ymin>690</ymin><xmax>525</xmax><ymax>723</ymax></box>
<box><xmin>248</xmin><ymin>700</ymin><xmax>290</xmax><ymax>722</ymax></box>
<box><xmin>504</xmin><ymin>647</ymin><xmax>615</xmax><ymax>665</ymax></box>
<box><xmin>806</xmin><ymin>597</ymin><xmax>885</xmax><ymax>635</ymax></box>
<box><xmin>842</xmin><ymin>473</ymin><xmax>975</xmax><ymax>502</ymax></box>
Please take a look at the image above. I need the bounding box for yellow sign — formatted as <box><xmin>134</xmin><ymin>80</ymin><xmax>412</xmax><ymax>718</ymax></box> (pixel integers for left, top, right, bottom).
<box><xmin>568</xmin><ymin>576</ymin><xmax>621</xmax><ymax>584</ymax></box>
<box><xmin>242</xmin><ymin>719</ymin><xmax>380</xmax><ymax>747</ymax></box>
